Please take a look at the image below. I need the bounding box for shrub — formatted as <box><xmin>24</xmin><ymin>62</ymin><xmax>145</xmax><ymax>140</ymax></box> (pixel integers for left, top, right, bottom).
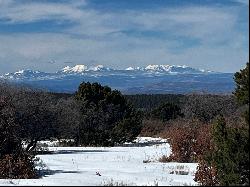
<box><xmin>140</xmin><ymin>119</ymin><xmax>166</xmax><ymax>137</ymax></box>
<box><xmin>0</xmin><ymin>153</ymin><xmax>37</xmax><ymax>179</ymax></box>
<box><xmin>160</xmin><ymin>119</ymin><xmax>211</xmax><ymax>163</ymax></box>
<box><xmin>162</xmin><ymin>124</ymin><xmax>195</xmax><ymax>162</ymax></box>
<box><xmin>194</xmin><ymin>159</ymin><xmax>219</xmax><ymax>186</ymax></box>
<box><xmin>192</xmin><ymin>124</ymin><xmax>212</xmax><ymax>161</ymax></box>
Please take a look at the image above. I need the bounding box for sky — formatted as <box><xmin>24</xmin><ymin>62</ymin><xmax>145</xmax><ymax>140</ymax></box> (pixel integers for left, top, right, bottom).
<box><xmin>0</xmin><ymin>0</ymin><xmax>249</xmax><ymax>74</ymax></box>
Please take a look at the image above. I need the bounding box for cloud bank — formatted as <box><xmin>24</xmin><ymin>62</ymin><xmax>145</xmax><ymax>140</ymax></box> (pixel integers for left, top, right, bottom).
<box><xmin>0</xmin><ymin>0</ymin><xmax>248</xmax><ymax>73</ymax></box>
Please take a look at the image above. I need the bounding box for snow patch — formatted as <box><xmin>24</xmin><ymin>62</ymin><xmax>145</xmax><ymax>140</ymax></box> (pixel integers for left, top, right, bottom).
<box><xmin>0</xmin><ymin>137</ymin><xmax>198</xmax><ymax>186</ymax></box>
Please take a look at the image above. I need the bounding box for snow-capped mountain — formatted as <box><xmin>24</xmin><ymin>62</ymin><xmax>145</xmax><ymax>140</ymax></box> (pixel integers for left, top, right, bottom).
<box><xmin>57</xmin><ymin>64</ymin><xmax>209</xmax><ymax>74</ymax></box>
<box><xmin>0</xmin><ymin>64</ymin><xmax>234</xmax><ymax>94</ymax></box>
<box><xmin>0</xmin><ymin>69</ymin><xmax>50</xmax><ymax>80</ymax></box>
<box><xmin>60</xmin><ymin>65</ymin><xmax>112</xmax><ymax>73</ymax></box>
<box><xmin>1</xmin><ymin>64</ymin><xmax>211</xmax><ymax>79</ymax></box>
<box><xmin>143</xmin><ymin>65</ymin><xmax>209</xmax><ymax>74</ymax></box>
<box><xmin>2</xmin><ymin>64</ymin><xmax>211</xmax><ymax>77</ymax></box>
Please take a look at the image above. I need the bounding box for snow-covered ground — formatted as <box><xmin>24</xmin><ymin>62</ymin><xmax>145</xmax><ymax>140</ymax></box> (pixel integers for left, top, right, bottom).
<box><xmin>0</xmin><ymin>137</ymin><xmax>198</xmax><ymax>186</ymax></box>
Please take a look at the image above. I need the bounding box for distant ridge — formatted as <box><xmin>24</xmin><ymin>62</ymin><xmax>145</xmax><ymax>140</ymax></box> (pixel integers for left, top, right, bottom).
<box><xmin>0</xmin><ymin>64</ymin><xmax>233</xmax><ymax>94</ymax></box>
<box><xmin>1</xmin><ymin>64</ymin><xmax>213</xmax><ymax>78</ymax></box>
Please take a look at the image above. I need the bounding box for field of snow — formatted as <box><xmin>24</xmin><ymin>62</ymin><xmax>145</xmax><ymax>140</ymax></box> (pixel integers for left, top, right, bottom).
<box><xmin>0</xmin><ymin>137</ymin><xmax>198</xmax><ymax>186</ymax></box>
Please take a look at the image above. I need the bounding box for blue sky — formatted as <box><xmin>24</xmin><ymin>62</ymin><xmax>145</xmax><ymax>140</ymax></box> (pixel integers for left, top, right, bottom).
<box><xmin>0</xmin><ymin>0</ymin><xmax>249</xmax><ymax>73</ymax></box>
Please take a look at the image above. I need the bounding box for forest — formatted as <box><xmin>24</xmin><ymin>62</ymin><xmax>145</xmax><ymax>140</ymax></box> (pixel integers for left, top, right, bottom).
<box><xmin>0</xmin><ymin>62</ymin><xmax>249</xmax><ymax>186</ymax></box>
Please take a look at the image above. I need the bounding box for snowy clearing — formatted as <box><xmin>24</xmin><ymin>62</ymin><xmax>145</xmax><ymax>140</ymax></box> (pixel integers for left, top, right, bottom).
<box><xmin>0</xmin><ymin>137</ymin><xmax>198</xmax><ymax>186</ymax></box>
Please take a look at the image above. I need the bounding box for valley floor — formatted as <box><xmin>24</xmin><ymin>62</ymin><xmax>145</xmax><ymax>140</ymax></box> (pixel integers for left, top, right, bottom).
<box><xmin>0</xmin><ymin>137</ymin><xmax>198</xmax><ymax>186</ymax></box>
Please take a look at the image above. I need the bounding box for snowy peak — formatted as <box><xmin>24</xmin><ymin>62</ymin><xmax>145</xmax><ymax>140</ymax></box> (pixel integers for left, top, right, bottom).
<box><xmin>62</xmin><ymin>65</ymin><xmax>88</xmax><ymax>73</ymax></box>
<box><xmin>14</xmin><ymin>69</ymin><xmax>42</xmax><ymax>75</ymax></box>
<box><xmin>0</xmin><ymin>64</ymin><xmax>231</xmax><ymax>95</ymax></box>
<box><xmin>125</xmin><ymin>66</ymin><xmax>143</xmax><ymax>71</ymax></box>
<box><xmin>125</xmin><ymin>64</ymin><xmax>210</xmax><ymax>73</ymax></box>
<box><xmin>60</xmin><ymin>65</ymin><xmax>112</xmax><ymax>73</ymax></box>
<box><xmin>59</xmin><ymin>64</ymin><xmax>210</xmax><ymax>73</ymax></box>
<box><xmin>58</xmin><ymin>64</ymin><xmax>211</xmax><ymax>74</ymax></box>
<box><xmin>1</xmin><ymin>69</ymin><xmax>47</xmax><ymax>79</ymax></box>
<box><xmin>141</xmin><ymin>64</ymin><xmax>210</xmax><ymax>74</ymax></box>
<box><xmin>145</xmin><ymin>65</ymin><xmax>172</xmax><ymax>72</ymax></box>
<box><xmin>88</xmin><ymin>65</ymin><xmax>112</xmax><ymax>71</ymax></box>
<box><xmin>1</xmin><ymin>64</ymin><xmax>214</xmax><ymax>80</ymax></box>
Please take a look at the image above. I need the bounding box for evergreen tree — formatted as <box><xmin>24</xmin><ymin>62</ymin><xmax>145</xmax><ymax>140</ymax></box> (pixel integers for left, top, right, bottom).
<box><xmin>210</xmin><ymin>116</ymin><xmax>248</xmax><ymax>185</ymax></box>
<box><xmin>234</xmin><ymin>62</ymin><xmax>249</xmax><ymax>105</ymax></box>
<box><xmin>233</xmin><ymin>62</ymin><xmax>249</xmax><ymax>184</ymax></box>
<box><xmin>75</xmin><ymin>82</ymin><xmax>142</xmax><ymax>146</ymax></box>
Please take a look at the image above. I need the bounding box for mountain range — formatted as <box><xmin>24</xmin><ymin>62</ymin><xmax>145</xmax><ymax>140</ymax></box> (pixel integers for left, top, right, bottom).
<box><xmin>0</xmin><ymin>64</ymin><xmax>235</xmax><ymax>94</ymax></box>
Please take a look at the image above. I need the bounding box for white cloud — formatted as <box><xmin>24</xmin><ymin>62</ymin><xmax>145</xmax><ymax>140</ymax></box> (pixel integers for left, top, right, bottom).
<box><xmin>0</xmin><ymin>1</ymin><xmax>248</xmax><ymax>73</ymax></box>
<box><xmin>0</xmin><ymin>0</ymin><xmax>85</xmax><ymax>23</ymax></box>
<box><xmin>0</xmin><ymin>1</ymin><xmax>240</xmax><ymax>40</ymax></box>
<box><xmin>126</xmin><ymin>7</ymin><xmax>238</xmax><ymax>43</ymax></box>
<box><xmin>0</xmin><ymin>31</ymin><xmax>248</xmax><ymax>73</ymax></box>
<box><xmin>233</xmin><ymin>0</ymin><xmax>249</xmax><ymax>6</ymax></box>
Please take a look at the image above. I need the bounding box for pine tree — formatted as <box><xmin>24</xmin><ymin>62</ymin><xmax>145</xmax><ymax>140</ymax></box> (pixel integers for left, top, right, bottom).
<box><xmin>233</xmin><ymin>62</ymin><xmax>249</xmax><ymax>185</ymax></box>
<box><xmin>210</xmin><ymin>116</ymin><xmax>246</xmax><ymax>185</ymax></box>
<box><xmin>234</xmin><ymin>62</ymin><xmax>249</xmax><ymax>105</ymax></box>
<box><xmin>75</xmin><ymin>82</ymin><xmax>142</xmax><ymax>146</ymax></box>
